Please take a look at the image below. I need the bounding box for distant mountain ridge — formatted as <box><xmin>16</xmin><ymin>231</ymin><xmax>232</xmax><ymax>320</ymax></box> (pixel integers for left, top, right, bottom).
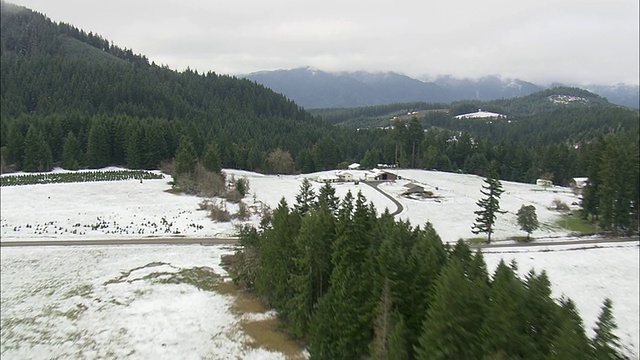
<box><xmin>243</xmin><ymin>67</ymin><xmax>639</xmax><ymax>109</ymax></box>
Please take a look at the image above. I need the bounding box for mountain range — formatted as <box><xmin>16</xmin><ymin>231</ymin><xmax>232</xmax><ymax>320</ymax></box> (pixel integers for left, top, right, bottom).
<box><xmin>243</xmin><ymin>67</ymin><xmax>639</xmax><ymax>109</ymax></box>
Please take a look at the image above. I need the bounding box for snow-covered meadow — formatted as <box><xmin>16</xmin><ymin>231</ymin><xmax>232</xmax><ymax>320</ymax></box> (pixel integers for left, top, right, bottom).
<box><xmin>1</xmin><ymin>167</ymin><xmax>638</xmax><ymax>358</ymax></box>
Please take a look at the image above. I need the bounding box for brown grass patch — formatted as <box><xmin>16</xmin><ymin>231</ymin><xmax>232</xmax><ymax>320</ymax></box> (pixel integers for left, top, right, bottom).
<box><xmin>242</xmin><ymin>319</ymin><xmax>307</xmax><ymax>360</ymax></box>
<box><xmin>215</xmin><ymin>281</ymin><xmax>266</xmax><ymax>314</ymax></box>
<box><xmin>215</xmin><ymin>281</ymin><xmax>306</xmax><ymax>358</ymax></box>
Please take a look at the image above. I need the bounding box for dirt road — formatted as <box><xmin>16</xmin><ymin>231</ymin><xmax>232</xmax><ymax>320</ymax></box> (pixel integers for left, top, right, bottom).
<box><xmin>363</xmin><ymin>181</ymin><xmax>404</xmax><ymax>216</ymax></box>
<box><xmin>0</xmin><ymin>237</ymin><xmax>239</xmax><ymax>247</ymax></box>
<box><xmin>471</xmin><ymin>235</ymin><xmax>639</xmax><ymax>249</ymax></box>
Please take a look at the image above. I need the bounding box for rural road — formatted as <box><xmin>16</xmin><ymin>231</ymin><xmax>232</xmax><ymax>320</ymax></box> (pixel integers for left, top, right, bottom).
<box><xmin>2</xmin><ymin>234</ymin><xmax>636</xmax><ymax>249</ymax></box>
<box><xmin>0</xmin><ymin>237</ymin><xmax>239</xmax><ymax>247</ymax></box>
<box><xmin>364</xmin><ymin>181</ymin><xmax>404</xmax><ymax>216</ymax></box>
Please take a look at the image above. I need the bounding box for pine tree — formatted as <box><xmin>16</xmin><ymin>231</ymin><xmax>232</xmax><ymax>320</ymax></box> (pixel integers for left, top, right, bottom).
<box><xmin>85</xmin><ymin>121</ymin><xmax>110</xmax><ymax>168</ymax></box>
<box><xmin>309</xmin><ymin>192</ymin><xmax>376</xmax><ymax>360</ymax></box>
<box><xmin>255</xmin><ymin>199</ymin><xmax>300</xmax><ymax>318</ymax></box>
<box><xmin>517</xmin><ymin>204</ymin><xmax>539</xmax><ymax>241</ymax></box>
<box><xmin>482</xmin><ymin>260</ymin><xmax>531</xmax><ymax>358</ymax></box>
<box><xmin>287</xmin><ymin>204</ymin><xmax>335</xmax><ymax>339</ymax></box>
<box><xmin>143</xmin><ymin>125</ymin><xmax>167</xmax><ymax>169</ymax></box>
<box><xmin>592</xmin><ymin>298</ymin><xmax>627</xmax><ymax>359</ymax></box>
<box><xmin>22</xmin><ymin>125</ymin><xmax>53</xmax><ymax>172</ymax></box>
<box><xmin>598</xmin><ymin>138</ymin><xmax>637</xmax><ymax>233</ymax></box>
<box><xmin>548</xmin><ymin>297</ymin><xmax>592</xmax><ymax>359</ymax></box>
<box><xmin>294</xmin><ymin>177</ymin><xmax>316</xmax><ymax>216</ymax></box>
<box><xmin>523</xmin><ymin>270</ymin><xmax>560</xmax><ymax>358</ymax></box>
<box><xmin>414</xmin><ymin>259</ymin><xmax>486</xmax><ymax>360</ymax></box>
<box><xmin>174</xmin><ymin>136</ymin><xmax>197</xmax><ymax>176</ymax></box>
<box><xmin>61</xmin><ymin>131</ymin><xmax>83</xmax><ymax>170</ymax></box>
<box><xmin>472</xmin><ymin>170</ymin><xmax>506</xmax><ymax>243</ymax></box>
<box><xmin>317</xmin><ymin>181</ymin><xmax>339</xmax><ymax>215</ymax></box>
<box><xmin>5</xmin><ymin>122</ymin><xmax>25</xmax><ymax>169</ymax></box>
<box><xmin>202</xmin><ymin>142</ymin><xmax>221</xmax><ymax>173</ymax></box>
<box><xmin>403</xmin><ymin>222</ymin><xmax>447</xmax><ymax>354</ymax></box>
<box><xmin>125</xmin><ymin>126</ymin><xmax>144</xmax><ymax>169</ymax></box>
<box><xmin>369</xmin><ymin>278</ymin><xmax>409</xmax><ymax>360</ymax></box>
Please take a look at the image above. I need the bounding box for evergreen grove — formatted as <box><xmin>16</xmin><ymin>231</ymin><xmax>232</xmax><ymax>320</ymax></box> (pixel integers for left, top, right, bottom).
<box><xmin>230</xmin><ymin>180</ymin><xmax>630</xmax><ymax>359</ymax></box>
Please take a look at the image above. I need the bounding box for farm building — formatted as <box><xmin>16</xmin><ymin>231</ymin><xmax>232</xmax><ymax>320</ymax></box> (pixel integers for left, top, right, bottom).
<box><xmin>569</xmin><ymin>177</ymin><xmax>589</xmax><ymax>194</ymax></box>
<box><xmin>536</xmin><ymin>179</ymin><xmax>553</xmax><ymax>188</ymax></box>
<box><xmin>336</xmin><ymin>171</ymin><xmax>355</xmax><ymax>182</ymax></box>
<box><xmin>366</xmin><ymin>169</ymin><xmax>399</xmax><ymax>181</ymax></box>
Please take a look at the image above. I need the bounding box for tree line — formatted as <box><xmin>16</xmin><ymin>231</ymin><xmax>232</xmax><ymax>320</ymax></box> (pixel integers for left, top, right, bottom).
<box><xmin>230</xmin><ymin>180</ymin><xmax>630</xmax><ymax>359</ymax></box>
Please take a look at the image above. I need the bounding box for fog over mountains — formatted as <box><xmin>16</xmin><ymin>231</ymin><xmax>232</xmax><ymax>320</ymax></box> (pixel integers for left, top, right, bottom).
<box><xmin>243</xmin><ymin>67</ymin><xmax>639</xmax><ymax>109</ymax></box>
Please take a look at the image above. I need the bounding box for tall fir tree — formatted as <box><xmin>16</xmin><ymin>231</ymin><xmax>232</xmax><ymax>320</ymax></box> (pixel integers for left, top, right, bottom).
<box><xmin>61</xmin><ymin>131</ymin><xmax>83</xmax><ymax>170</ymax></box>
<box><xmin>5</xmin><ymin>122</ymin><xmax>25</xmax><ymax>169</ymax></box>
<box><xmin>369</xmin><ymin>277</ymin><xmax>409</xmax><ymax>360</ymax></box>
<box><xmin>255</xmin><ymin>199</ymin><xmax>300</xmax><ymax>319</ymax></box>
<box><xmin>202</xmin><ymin>142</ymin><xmax>221</xmax><ymax>173</ymax></box>
<box><xmin>548</xmin><ymin>297</ymin><xmax>592</xmax><ymax>359</ymax></box>
<box><xmin>309</xmin><ymin>192</ymin><xmax>376</xmax><ymax>360</ymax></box>
<box><xmin>317</xmin><ymin>181</ymin><xmax>340</xmax><ymax>215</ymax></box>
<box><xmin>22</xmin><ymin>124</ymin><xmax>53</xmax><ymax>172</ymax></box>
<box><xmin>523</xmin><ymin>270</ymin><xmax>561</xmax><ymax>359</ymax></box>
<box><xmin>125</xmin><ymin>126</ymin><xmax>144</xmax><ymax>169</ymax></box>
<box><xmin>591</xmin><ymin>298</ymin><xmax>627</xmax><ymax>360</ymax></box>
<box><xmin>287</xmin><ymin>203</ymin><xmax>335</xmax><ymax>339</ymax></box>
<box><xmin>294</xmin><ymin>177</ymin><xmax>317</xmax><ymax>216</ymax></box>
<box><xmin>414</xmin><ymin>258</ymin><xmax>487</xmax><ymax>360</ymax></box>
<box><xmin>85</xmin><ymin>121</ymin><xmax>111</xmax><ymax>169</ymax></box>
<box><xmin>174</xmin><ymin>135</ymin><xmax>198</xmax><ymax>176</ymax></box>
<box><xmin>482</xmin><ymin>260</ymin><xmax>531</xmax><ymax>358</ymax></box>
<box><xmin>402</xmin><ymin>222</ymin><xmax>447</xmax><ymax>355</ymax></box>
<box><xmin>598</xmin><ymin>138</ymin><xmax>637</xmax><ymax>232</ymax></box>
<box><xmin>472</xmin><ymin>168</ymin><xmax>506</xmax><ymax>243</ymax></box>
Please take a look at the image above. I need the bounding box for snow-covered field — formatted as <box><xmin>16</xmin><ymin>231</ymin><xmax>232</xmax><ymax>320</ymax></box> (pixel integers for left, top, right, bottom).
<box><xmin>1</xmin><ymin>168</ymin><xmax>638</xmax><ymax>358</ymax></box>
<box><xmin>1</xmin><ymin>244</ymin><xmax>286</xmax><ymax>359</ymax></box>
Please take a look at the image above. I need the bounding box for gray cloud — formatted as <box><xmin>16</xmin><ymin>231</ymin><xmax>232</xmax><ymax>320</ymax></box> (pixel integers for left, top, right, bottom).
<box><xmin>10</xmin><ymin>0</ymin><xmax>640</xmax><ymax>85</ymax></box>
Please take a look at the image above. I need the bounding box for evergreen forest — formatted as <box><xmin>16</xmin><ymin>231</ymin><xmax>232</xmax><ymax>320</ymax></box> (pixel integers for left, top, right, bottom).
<box><xmin>230</xmin><ymin>180</ymin><xmax>631</xmax><ymax>359</ymax></box>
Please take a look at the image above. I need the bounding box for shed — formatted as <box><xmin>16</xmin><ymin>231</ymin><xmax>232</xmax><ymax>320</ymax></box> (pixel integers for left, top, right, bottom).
<box><xmin>367</xmin><ymin>169</ymin><xmax>398</xmax><ymax>181</ymax></box>
<box><xmin>569</xmin><ymin>177</ymin><xmax>589</xmax><ymax>194</ymax></box>
<box><xmin>536</xmin><ymin>179</ymin><xmax>553</xmax><ymax>188</ymax></box>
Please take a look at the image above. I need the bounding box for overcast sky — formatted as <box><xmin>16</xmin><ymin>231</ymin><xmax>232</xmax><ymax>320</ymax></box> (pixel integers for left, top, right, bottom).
<box><xmin>10</xmin><ymin>0</ymin><xmax>640</xmax><ymax>85</ymax></box>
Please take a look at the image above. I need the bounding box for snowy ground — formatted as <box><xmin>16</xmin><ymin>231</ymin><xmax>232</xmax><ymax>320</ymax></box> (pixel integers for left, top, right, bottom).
<box><xmin>1</xmin><ymin>245</ymin><xmax>285</xmax><ymax>360</ymax></box>
<box><xmin>1</xmin><ymin>167</ymin><xmax>638</xmax><ymax>358</ymax></box>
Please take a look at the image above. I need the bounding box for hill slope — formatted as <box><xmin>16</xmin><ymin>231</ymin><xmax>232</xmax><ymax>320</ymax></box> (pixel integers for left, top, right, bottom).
<box><xmin>0</xmin><ymin>2</ymin><xmax>346</xmax><ymax>173</ymax></box>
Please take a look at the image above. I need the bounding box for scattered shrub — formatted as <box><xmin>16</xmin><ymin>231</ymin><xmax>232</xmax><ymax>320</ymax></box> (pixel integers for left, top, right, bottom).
<box><xmin>208</xmin><ymin>200</ymin><xmax>231</xmax><ymax>222</ymax></box>
<box><xmin>552</xmin><ymin>199</ymin><xmax>570</xmax><ymax>212</ymax></box>
<box><xmin>235</xmin><ymin>177</ymin><xmax>250</xmax><ymax>197</ymax></box>
<box><xmin>195</xmin><ymin>164</ymin><xmax>225</xmax><ymax>197</ymax></box>
<box><xmin>234</xmin><ymin>201</ymin><xmax>250</xmax><ymax>220</ymax></box>
<box><xmin>224</xmin><ymin>189</ymin><xmax>243</xmax><ymax>203</ymax></box>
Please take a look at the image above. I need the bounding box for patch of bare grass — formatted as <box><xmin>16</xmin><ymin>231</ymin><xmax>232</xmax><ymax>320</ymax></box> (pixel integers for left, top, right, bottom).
<box><xmin>242</xmin><ymin>319</ymin><xmax>307</xmax><ymax>360</ymax></box>
<box><xmin>214</xmin><ymin>280</ymin><xmax>306</xmax><ymax>359</ymax></box>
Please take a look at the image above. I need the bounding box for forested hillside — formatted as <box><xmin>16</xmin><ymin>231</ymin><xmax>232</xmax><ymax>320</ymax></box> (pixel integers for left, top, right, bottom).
<box><xmin>0</xmin><ymin>2</ymin><xmax>364</xmax><ymax>173</ymax></box>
